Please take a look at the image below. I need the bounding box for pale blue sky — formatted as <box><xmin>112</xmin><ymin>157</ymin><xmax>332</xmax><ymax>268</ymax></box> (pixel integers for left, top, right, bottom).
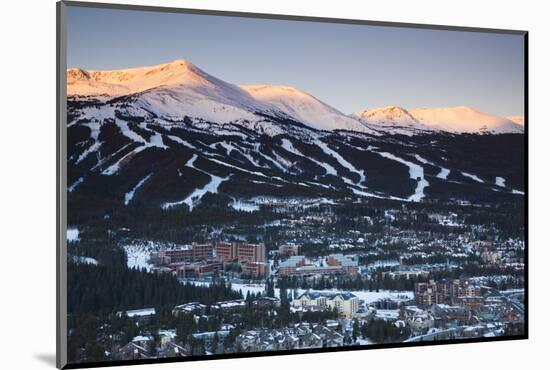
<box><xmin>67</xmin><ymin>5</ymin><xmax>525</xmax><ymax>116</ymax></box>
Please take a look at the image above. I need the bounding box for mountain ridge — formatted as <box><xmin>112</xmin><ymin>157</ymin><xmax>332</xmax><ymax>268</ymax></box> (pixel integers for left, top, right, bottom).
<box><xmin>67</xmin><ymin>58</ymin><xmax>524</xmax><ymax>135</ymax></box>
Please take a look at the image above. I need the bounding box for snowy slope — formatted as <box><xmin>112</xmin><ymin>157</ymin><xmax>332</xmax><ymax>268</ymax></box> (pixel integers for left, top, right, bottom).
<box><xmin>354</xmin><ymin>105</ymin><xmax>524</xmax><ymax>134</ymax></box>
<box><xmin>68</xmin><ymin>59</ymin><xmax>246</xmax><ymax>97</ymax></box>
<box><xmin>410</xmin><ymin>106</ymin><xmax>524</xmax><ymax>134</ymax></box>
<box><xmin>241</xmin><ymin>84</ymin><xmax>376</xmax><ymax>134</ymax></box>
<box><xmin>506</xmin><ymin>116</ymin><xmax>525</xmax><ymax>126</ymax></box>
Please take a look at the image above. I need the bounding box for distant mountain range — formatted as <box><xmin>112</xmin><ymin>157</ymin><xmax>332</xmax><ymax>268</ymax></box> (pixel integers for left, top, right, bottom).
<box><xmin>68</xmin><ymin>59</ymin><xmax>523</xmax><ymax>136</ymax></box>
<box><xmin>66</xmin><ymin>59</ymin><xmax>524</xmax><ymax>212</ymax></box>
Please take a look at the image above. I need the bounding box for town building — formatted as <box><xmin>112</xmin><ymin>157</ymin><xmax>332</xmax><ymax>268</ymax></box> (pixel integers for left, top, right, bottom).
<box><xmin>116</xmin><ymin>342</ymin><xmax>150</xmax><ymax>361</ymax></box>
<box><xmin>293</xmin><ymin>291</ymin><xmax>359</xmax><ymax>318</ymax></box>
<box><xmin>278</xmin><ymin>255</ymin><xmax>358</xmax><ymax>277</ymax></box>
<box><xmin>174</xmin><ymin>260</ymin><xmax>223</xmax><ymax>279</ymax></box>
<box><xmin>278</xmin><ymin>244</ymin><xmax>300</xmax><ymax>256</ymax></box>
<box><xmin>235</xmin><ymin>325</ymin><xmax>341</xmax><ymax>352</ymax></box>
<box><xmin>237</xmin><ymin>243</ymin><xmax>266</xmax><ymax>263</ymax></box>
<box><xmin>415</xmin><ymin>279</ymin><xmax>486</xmax><ymax>307</ymax></box>
<box><xmin>172</xmin><ymin>302</ymin><xmax>207</xmax><ymax>316</ymax></box>
<box><xmin>215</xmin><ymin>242</ymin><xmax>266</xmax><ymax>263</ymax></box>
<box><xmin>153</xmin><ymin>243</ymin><xmax>214</xmax><ymax>264</ymax></box>
<box><xmin>402</xmin><ymin>306</ymin><xmax>435</xmax><ymax>332</ymax></box>
<box><xmin>383</xmin><ymin>269</ymin><xmax>430</xmax><ymax>279</ymax></box>
<box><xmin>116</xmin><ymin>308</ymin><xmax>156</xmax><ymax>324</ymax></box>
<box><xmin>241</xmin><ymin>261</ymin><xmax>269</xmax><ymax>278</ymax></box>
<box><xmin>214</xmin><ymin>242</ymin><xmax>236</xmax><ymax>262</ymax></box>
<box><xmin>214</xmin><ymin>241</ymin><xmax>267</xmax><ymax>277</ymax></box>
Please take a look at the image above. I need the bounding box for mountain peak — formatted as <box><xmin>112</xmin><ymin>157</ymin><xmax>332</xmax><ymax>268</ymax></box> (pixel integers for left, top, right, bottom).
<box><xmin>354</xmin><ymin>105</ymin><xmax>420</xmax><ymax>127</ymax></box>
<box><xmin>243</xmin><ymin>84</ymin><xmax>307</xmax><ymax>95</ymax></box>
<box><xmin>158</xmin><ymin>58</ymin><xmax>200</xmax><ymax>73</ymax></box>
<box><xmin>67</xmin><ymin>58</ymin><xmax>214</xmax><ymax>96</ymax></box>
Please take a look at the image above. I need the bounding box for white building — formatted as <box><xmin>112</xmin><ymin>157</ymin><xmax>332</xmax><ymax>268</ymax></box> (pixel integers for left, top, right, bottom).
<box><xmin>293</xmin><ymin>291</ymin><xmax>359</xmax><ymax>318</ymax></box>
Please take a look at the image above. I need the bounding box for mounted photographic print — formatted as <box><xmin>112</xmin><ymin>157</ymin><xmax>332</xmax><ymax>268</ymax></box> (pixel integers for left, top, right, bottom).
<box><xmin>56</xmin><ymin>1</ymin><xmax>527</xmax><ymax>368</ymax></box>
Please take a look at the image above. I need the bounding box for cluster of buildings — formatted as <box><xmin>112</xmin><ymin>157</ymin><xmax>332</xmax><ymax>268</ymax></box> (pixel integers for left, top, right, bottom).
<box><xmin>474</xmin><ymin>241</ymin><xmax>525</xmax><ymax>272</ymax></box>
<box><xmin>413</xmin><ymin>279</ymin><xmax>524</xmax><ymax>326</ymax></box>
<box><xmin>149</xmin><ymin>241</ymin><xmax>268</xmax><ymax>278</ymax></box>
<box><xmin>278</xmin><ymin>254</ymin><xmax>358</xmax><ymax>277</ymax></box>
<box><xmin>236</xmin><ymin>324</ymin><xmax>344</xmax><ymax>352</ymax></box>
<box><xmin>116</xmin><ymin>331</ymin><xmax>187</xmax><ymax>361</ymax></box>
<box><xmin>415</xmin><ymin>279</ymin><xmax>486</xmax><ymax>307</ymax></box>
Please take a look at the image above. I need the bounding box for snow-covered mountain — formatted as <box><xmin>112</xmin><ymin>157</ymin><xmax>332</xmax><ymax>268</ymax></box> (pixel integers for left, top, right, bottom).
<box><xmin>68</xmin><ymin>59</ymin><xmax>236</xmax><ymax>96</ymax></box>
<box><xmin>68</xmin><ymin>58</ymin><xmax>524</xmax><ymax>136</ymax></box>
<box><xmin>241</xmin><ymin>85</ymin><xmax>373</xmax><ymax>133</ymax></box>
<box><xmin>353</xmin><ymin>106</ymin><xmax>433</xmax><ymax>135</ymax></box>
<box><xmin>354</xmin><ymin>106</ymin><xmax>419</xmax><ymax>127</ymax></box>
<box><xmin>68</xmin><ymin>59</ymin><xmax>290</xmax><ymax>127</ymax></box>
<box><xmin>355</xmin><ymin>105</ymin><xmax>524</xmax><ymax>134</ymax></box>
<box><xmin>67</xmin><ymin>59</ymin><xmax>377</xmax><ymax>135</ymax></box>
<box><xmin>65</xmin><ymin>58</ymin><xmax>524</xmax><ymax>212</ymax></box>
<box><xmin>410</xmin><ymin>106</ymin><xmax>524</xmax><ymax>134</ymax></box>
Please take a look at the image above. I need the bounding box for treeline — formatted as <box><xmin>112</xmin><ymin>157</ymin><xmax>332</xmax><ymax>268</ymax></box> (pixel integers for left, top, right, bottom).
<box><xmin>68</xmin><ymin>239</ymin><xmax>126</xmax><ymax>268</ymax></box>
<box><xmin>68</xmin><ymin>192</ymin><xmax>281</xmax><ymax>245</ymax></box>
<box><xmin>277</xmin><ymin>274</ymin><xmax>425</xmax><ymax>292</ymax></box>
<box><xmin>360</xmin><ymin>318</ymin><xmax>410</xmax><ymax>343</ymax></box>
<box><xmin>68</xmin><ymin>263</ymin><xmax>242</xmax><ymax>315</ymax></box>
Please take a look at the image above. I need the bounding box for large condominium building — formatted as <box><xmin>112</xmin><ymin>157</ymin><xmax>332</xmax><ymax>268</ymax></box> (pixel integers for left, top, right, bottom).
<box><xmin>156</xmin><ymin>243</ymin><xmax>214</xmax><ymax>263</ymax></box>
<box><xmin>278</xmin><ymin>254</ymin><xmax>358</xmax><ymax>277</ymax></box>
<box><xmin>242</xmin><ymin>261</ymin><xmax>269</xmax><ymax>277</ymax></box>
<box><xmin>214</xmin><ymin>242</ymin><xmax>236</xmax><ymax>262</ymax></box>
<box><xmin>215</xmin><ymin>242</ymin><xmax>266</xmax><ymax>263</ymax></box>
<box><xmin>293</xmin><ymin>291</ymin><xmax>359</xmax><ymax>318</ymax></box>
<box><xmin>214</xmin><ymin>242</ymin><xmax>267</xmax><ymax>277</ymax></box>
<box><xmin>174</xmin><ymin>260</ymin><xmax>223</xmax><ymax>279</ymax></box>
<box><xmin>238</xmin><ymin>243</ymin><xmax>266</xmax><ymax>263</ymax></box>
<box><xmin>415</xmin><ymin>280</ymin><xmax>448</xmax><ymax>306</ymax></box>
<box><xmin>415</xmin><ymin>279</ymin><xmax>484</xmax><ymax>307</ymax></box>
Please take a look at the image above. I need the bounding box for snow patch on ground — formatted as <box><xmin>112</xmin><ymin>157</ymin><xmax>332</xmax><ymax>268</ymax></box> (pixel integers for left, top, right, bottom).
<box><xmin>414</xmin><ymin>154</ymin><xmax>450</xmax><ymax>180</ymax></box>
<box><xmin>461</xmin><ymin>171</ymin><xmax>484</xmax><ymax>183</ymax></box>
<box><xmin>230</xmin><ymin>198</ymin><xmax>260</xmax><ymax>212</ymax></box>
<box><xmin>67</xmin><ymin>228</ymin><xmax>80</xmax><ymax>242</ymax></box>
<box><xmin>315</xmin><ymin>140</ymin><xmax>365</xmax><ymax>183</ymax></box>
<box><xmin>123</xmin><ymin>243</ymin><xmax>156</xmax><ymax>271</ymax></box>
<box><xmin>125</xmin><ymin>173</ymin><xmax>152</xmax><ymax>205</ymax></box>
<box><xmin>167</xmin><ymin>135</ymin><xmax>196</xmax><ymax>149</ymax></box>
<box><xmin>68</xmin><ymin>177</ymin><xmax>84</xmax><ymax>192</ymax></box>
<box><xmin>76</xmin><ymin>141</ymin><xmax>101</xmax><ymax>165</ymax></box>
<box><xmin>71</xmin><ymin>255</ymin><xmax>98</xmax><ymax>265</ymax></box>
<box><xmin>102</xmin><ymin>145</ymin><xmax>148</xmax><ymax>175</ymax></box>
<box><xmin>437</xmin><ymin>167</ymin><xmax>451</xmax><ymax>180</ymax></box>
<box><xmin>162</xmin><ymin>161</ymin><xmax>231</xmax><ymax>211</ymax></box>
<box><xmin>495</xmin><ymin>177</ymin><xmax>506</xmax><ymax>187</ymax></box>
<box><xmin>281</xmin><ymin>138</ymin><xmax>338</xmax><ymax>176</ymax></box>
<box><xmin>376</xmin><ymin>152</ymin><xmax>429</xmax><ymax>202</ymax></box>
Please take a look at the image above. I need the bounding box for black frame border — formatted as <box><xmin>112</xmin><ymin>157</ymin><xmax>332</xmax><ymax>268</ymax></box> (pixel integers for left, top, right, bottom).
<box><xmin>56</xmin><ymin>1</ymin><xmax>529</xmax><ymax>369</ymax></box>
